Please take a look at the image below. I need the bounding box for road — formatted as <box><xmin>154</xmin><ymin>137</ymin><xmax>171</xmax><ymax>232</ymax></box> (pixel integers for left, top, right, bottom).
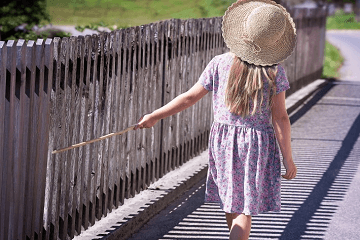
<box><xmin>127</xmin><ymin>30</ymin><xmax>360</xmax><ymax>240</ymax></box>
<box><xmin>326</xmin><ymin>30</ymin><xmax>360</xmax><ymax>82</ymax></box>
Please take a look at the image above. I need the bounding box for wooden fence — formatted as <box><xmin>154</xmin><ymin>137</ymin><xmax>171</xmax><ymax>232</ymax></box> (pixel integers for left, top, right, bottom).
<box><xmin>0</xmin><ymin>6</ymin><xmax>327</xmax><ymax>240</ymax></box>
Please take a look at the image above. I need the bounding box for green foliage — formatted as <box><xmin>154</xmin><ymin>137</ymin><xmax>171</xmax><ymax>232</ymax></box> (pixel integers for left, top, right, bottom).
<box><xmin>326</xmin><ymin>10</ymin><xmax>360</xmax><ymax>30</ymax></box>
<box><xmin>322</xmin><ymin>41</ymin><xmax>344</xmax><ymax>79</ymax></box>
<box><xmin>0</xmin><ymin>0</ymin><xmax>51</xmax><ymax>40</ymax></box>
<box><xmin>46</xmin><ymin>0</ymin><xmax>236</xmax><ymax>27</ymax></box>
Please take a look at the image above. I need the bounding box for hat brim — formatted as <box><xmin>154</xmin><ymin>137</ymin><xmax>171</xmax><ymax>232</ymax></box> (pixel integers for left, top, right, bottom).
<box><xmin>222</xmin><ymin>0</ymin><xmax>297</xmax><ymax>66</ymax></box>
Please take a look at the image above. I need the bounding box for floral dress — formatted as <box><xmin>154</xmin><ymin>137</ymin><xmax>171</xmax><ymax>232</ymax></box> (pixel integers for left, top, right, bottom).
<box><xmin>198</xmin><ymin>52</ymin><xmax>290</xmax><ymax>216</ymax></box>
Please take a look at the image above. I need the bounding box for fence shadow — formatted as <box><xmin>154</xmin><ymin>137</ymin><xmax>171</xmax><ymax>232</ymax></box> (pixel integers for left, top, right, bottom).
<box><xmin>128</xmin><ymin>179</ymin><xmax>231</xmax><ymax>240</ymax></box>
<box><xmin>126</xmin><ymin>81</ymin><xmax>360</xmax><ymax>240</ymax></box>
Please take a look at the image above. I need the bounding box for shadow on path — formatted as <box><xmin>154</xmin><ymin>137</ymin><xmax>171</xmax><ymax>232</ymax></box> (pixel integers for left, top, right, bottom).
<box><xmin>290</xmin><ymin>81</ymin><xmax>334</xmax><ymax>125</ymax></box>
<box><xmin>128</xmin><ymin>81</ymin><xmax>360</xmax><ymax>240</ymax></box>
<box><xmin>280</xmin><ymin>111</ymin><xmax>360</xmax><ymax>239</ymax></box>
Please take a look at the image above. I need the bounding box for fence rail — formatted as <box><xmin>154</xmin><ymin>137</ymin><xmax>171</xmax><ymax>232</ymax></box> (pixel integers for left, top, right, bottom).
<box><xmin>0</xmin><ymin>6</ymin><xmax>327</xmax><ymax>240</ymax></box>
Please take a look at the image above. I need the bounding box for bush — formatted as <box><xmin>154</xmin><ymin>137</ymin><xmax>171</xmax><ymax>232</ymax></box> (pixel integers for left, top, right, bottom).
<box><xmin>0</xmin><ymin>0</ymin><xmax>51</xmax><ymax>40</ymax></box>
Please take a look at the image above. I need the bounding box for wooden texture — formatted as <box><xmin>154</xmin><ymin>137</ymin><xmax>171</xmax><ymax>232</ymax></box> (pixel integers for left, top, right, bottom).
<box><xmin>0</xmin><ymin>9</ymin><xmax>327</xmax><ymax>239</ymax></box>
<box><xmin>0</xmin><ymin>41</ymin><xmax>5</xmax><ymax>240</ymax></box>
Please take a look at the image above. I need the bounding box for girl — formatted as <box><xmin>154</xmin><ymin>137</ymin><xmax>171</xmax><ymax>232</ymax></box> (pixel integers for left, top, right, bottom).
<box><xmin>135</xmin><ymin>0</ymin><xmax>297</xmax><ymax>239</ymax></box>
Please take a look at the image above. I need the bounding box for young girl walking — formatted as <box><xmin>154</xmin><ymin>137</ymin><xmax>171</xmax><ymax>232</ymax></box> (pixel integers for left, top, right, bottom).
<box><xmin>135</xmin><ymin>0</ymin><xmax>297</xmax><ymax>239</ymax></box>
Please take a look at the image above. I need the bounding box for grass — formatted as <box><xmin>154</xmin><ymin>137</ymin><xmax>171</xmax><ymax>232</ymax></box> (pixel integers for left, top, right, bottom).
<box><xmin>45</xmin><ymin>0</ymin><xmax>347</xmax><ymax>79</ymax></box>
<box><xmin>322</xmin><ymin>41</ymin><xmax>344</xmax><ymax>79</ymax></box>
<box><xmin>323</xmin><ymin>9</ymin><xmax>357</xmax><ymax>79</ymax></box>
<box><xmin>326</xmin><ymin>9</ymin><xmax>360</xmax><ymax>30</ymax></box>
<box><xmin>46</xmin><ymin>0</ymin><xmax>235</xmax><ymax>28</ymax></box>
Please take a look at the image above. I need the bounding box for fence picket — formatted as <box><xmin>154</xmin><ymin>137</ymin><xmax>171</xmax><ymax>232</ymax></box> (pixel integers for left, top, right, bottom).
<box><xmin>113</xmin><ymin>30</ymin><xmax>122</xmax><ymax>208</ymax></box>
<box><xmin>82</xmin><ymin>35</ymin><xmax>93</xmax><ymax>229</ymax></box>
<box><xmin>14</xmin><ymin>39</ymin><xmax>27</xmax><ymax>240</ymax></box>
<box><xmin>0</xmin><ymin>41</ymin><xmax>6</xmax><ymax>240</ymax></box>
<box><xmin>107</xmin><ymin>32</ymin><xmax>117</xmax><ymax>212</ymax></box>
<box><xmin>4</xmin><ymin>40</ymin><xmax>16</xmax><ymax>240</ymax></box>
<box><xmin>89</xmin><ymin>35</ymin><xmax>99</xmax><ymax>225</ymax></box>
<box><xmin>118</xmin><ymin>29</ymin><xmax>127</xmax><ymax>204</ymax></box>
<box><xmin>23</xmin><ymin>40</ymin><xmax>37</xmax><ymax>239</ymax></box>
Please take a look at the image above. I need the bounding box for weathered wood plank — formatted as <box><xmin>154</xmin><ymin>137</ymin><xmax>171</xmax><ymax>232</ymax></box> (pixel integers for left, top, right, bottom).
<box><xmin>172</xmin><ymin>19</ymin><xmax>181</xmax><ymax>169</ymax></box>
<box><xmin>113</xmin><ymin>29</ymin><xmax>123</xmax><ymax>207</ymax></box>
<box><xmin>99</xmin><ymin>32</ymin><xmax>111</xmax><ymax>217</ymax></box>
<box><xmin>179</xmin><ymin>20</ymin><xmax>187</xmax><ymax>166</ymax></box>
<box><xmin>71</xmin><ymin>35</ymin><xmax>85</xmax><ymax>236</ymax></box>
<box><xmin>43</xmin><ymin>38</ymin><xmax>55</xmax><ymax>240</ymax></box>
<box><xmin>35</xmin><ymin>38</ymin><xmax>52</xmax><ymax>240</ymax></box>
<box><xmin>23</xmin><ymin>40</ymin><xmax>37</xmax><ymax>239</ymax></box>
<box><xmin>122</xmin><ymin>28</ymin><xmax>131</xmax><ymax>199</ymax></box>
<box><xmin>129</xmin><ymin>27</ymin><xmax>138</xmax><ymax>196</ymax></box>
<box><xmin>108</xmin><ymin>30</ymin><xmax>120</xmax><ymax>208</ymax></box>
<box><xmin>143</xmin><ymin>24</ymin><xmax>152</xmax><ymax>187</ymax></box>
<box><xmin>90</xmin><ymin>34</ymin><xmax>100</xmax><ymax>224</ymax></box>
<box><xmin>57</xmin><ymin>36</ymin><xmax>72</xmax><ymax>240</ymax></box>
<box><xmin>184</xmin><ymin>20</ymin><xmax>191</xmax><ymax>163</ymax></box>
<box><xmin>0</xmin><ymin>41</ymin><xmax>6</xmax><ymax>240</ymax></box>
<box><xmin>136</xmin><ymin>25</ymin><xmax>145</xmax><ymax>192</ymax></box>
<box><xmin>94</xmin><ymin>33</ymin><xmax>105</xmax><ymax>220</ymax></box>
<box><xmin>162</xmin><ymin>20</ymin><xmax>171</xmax><ymax>175</ymax></box>
<box><xmin>47</xmin><ymin>36</ymin><xmax>65</xmax><ymax>240</ymax></box>
<box><xmin>149</xmin><ymin>23</ymin><xmax>158</xmax><ymax>184</ymax></box>
<box><xmin>82</xmin><ymin>34</ymin><xmax>94</xmax><ymax>229</ymax></box>
<box><xmin>13</xmin><ymin>39</ymin><xmax>27</xmax><ymax>240</ymax></box>
<box><xmin>189</xmin><ymin>19</ymin><xmax>197</xmax><ymax>158</ymax></box>
<box><xmin>118</xmin><ymin>29</ymin><xmax>127</xmax><ymax>204</ymax></box>
<box><xmin>61</xmin><ymin>36</ymin><xmax>76</xmax><ymax>239</ymax></box>
<box><xmin>107</xmin><ymin>31</ymin><xmax>117</xmax><ymax>211</ymax></box>
<box><xmin>4</xmin><ymin>40</ymin><xmax>16</xmax><ymax>240</ymax></box>
<box><xmin>67</xmin><ymin>36</ymin><xmax>81</xmax><ymax>238</ymax></box>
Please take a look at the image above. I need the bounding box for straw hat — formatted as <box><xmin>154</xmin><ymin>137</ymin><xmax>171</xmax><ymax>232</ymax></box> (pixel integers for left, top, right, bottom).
<box><xmin>222</xmin><ymin>0</ymin><xmax>296</xmax><ymax>66</ymax></box>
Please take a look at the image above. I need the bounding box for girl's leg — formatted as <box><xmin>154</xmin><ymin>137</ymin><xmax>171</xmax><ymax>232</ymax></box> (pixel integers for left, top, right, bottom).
<box><xmin>225</xmin><ymin>213</ymin><xmax>252</xmax><ymax>240</ymax></box>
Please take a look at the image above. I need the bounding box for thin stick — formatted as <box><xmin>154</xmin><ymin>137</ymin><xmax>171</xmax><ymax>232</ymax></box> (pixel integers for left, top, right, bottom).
<box><xmin>52</xmin><ymin>125</ymin><xmax>136</xmax><ymax>154</ymax></box>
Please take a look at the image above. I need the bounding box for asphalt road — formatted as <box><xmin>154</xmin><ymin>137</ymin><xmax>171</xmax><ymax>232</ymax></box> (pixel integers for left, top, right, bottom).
<box><xmin>127</xmin><ymin>30</ymin><xmax>360</xmax><ymax>240</ymax></box>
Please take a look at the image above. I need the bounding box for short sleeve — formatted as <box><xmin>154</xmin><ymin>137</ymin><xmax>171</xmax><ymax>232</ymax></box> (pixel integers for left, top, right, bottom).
<box><xmin>275</xmin><ymin>64</ymin><xmax>290</xmax><ymax>94</ymax></box>
<box><xmin>198</xmin><ymin>57</ymin><xmax>216</xmax><ymax>91</ymax></box>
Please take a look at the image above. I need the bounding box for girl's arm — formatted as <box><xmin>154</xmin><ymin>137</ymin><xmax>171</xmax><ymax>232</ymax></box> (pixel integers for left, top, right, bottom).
<box><xmin>135</xmin><ymin>82</ymin><xmax>209</xmax><ymax>129</ymax></box>
<box><xmin>271</xmin><ymin>91</ymin><xmax>297</xmax><ymax>180</ymax></box>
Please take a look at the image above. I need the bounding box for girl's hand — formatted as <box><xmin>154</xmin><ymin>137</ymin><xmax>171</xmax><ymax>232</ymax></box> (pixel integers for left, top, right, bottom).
<box><xmin>134</xmin><ymin>114</ymin><xmax>159</xmax><ymax>130</ymax></box>
<box><xmin>282</xmin><ymin>159</ymin><xmax>297</xmax><ymax>180</ymax></box>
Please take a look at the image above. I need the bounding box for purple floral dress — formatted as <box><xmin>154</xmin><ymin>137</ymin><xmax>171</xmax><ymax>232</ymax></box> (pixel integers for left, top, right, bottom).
<box><xmin>198</xmin><ymin>52</ymin><xmax>290</xmax><ymax>216</ymax></box>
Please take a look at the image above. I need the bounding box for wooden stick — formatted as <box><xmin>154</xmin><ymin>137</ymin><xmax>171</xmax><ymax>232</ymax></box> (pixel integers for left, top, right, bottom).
<box><xmin>52</xmin><ymin>125</ymin><xmax>136</xmax><ymax>154</ymax></box>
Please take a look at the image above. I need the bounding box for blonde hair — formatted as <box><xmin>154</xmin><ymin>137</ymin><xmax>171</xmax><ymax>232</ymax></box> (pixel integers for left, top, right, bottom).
<box><xmin>225</xmin><ymin>56</ymin><xmax>278</xmax><ymax>117</ymax></box>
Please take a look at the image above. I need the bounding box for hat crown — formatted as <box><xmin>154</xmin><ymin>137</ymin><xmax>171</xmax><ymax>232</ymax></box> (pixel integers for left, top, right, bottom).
<box><xmin>222</xmin><ymin>0</ymin><xmax>296</xmax><ymax>66</ymax></box>
<box><xmin>246</xmin><ymin>5</ymin><xmax>286</xmax><ymax>46</ymax></box>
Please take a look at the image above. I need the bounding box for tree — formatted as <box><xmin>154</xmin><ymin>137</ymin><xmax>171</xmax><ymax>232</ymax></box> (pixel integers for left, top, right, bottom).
<box><xmin>0</xmin><ymin>0</ymin><xmax>51</xmax><ymax>40</ymax></box>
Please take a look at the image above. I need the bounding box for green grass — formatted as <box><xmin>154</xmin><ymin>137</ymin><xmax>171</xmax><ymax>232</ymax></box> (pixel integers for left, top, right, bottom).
<box><xmin>323</xmin><ymin>9</ymin><xmax>358</xmax><ymax>78</ymax></box>
<box><xmin>322</xmin><ymin>41</ymin><xmax>344</xmax><ymax>79</ymax></box>
<box><xmin>45</xmin><ymin>0</ymin><xmax>348</xmax><ymax>80</ymax></box>
<box><xmin>326</xmin><ymin>10</ymin><xmax>360</xmax><ymax>30</ymax></box>
<box><xmin>46</xmin><ymin>0</ymin><xmax>235</xmax><ymax>28</ymax></box>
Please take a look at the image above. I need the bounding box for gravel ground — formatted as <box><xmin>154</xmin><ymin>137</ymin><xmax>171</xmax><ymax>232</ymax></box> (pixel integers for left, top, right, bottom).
<box><xmin>38</xmin><ymin>24</ymin><xmax>111</xmax><ymax>37</ymax></box>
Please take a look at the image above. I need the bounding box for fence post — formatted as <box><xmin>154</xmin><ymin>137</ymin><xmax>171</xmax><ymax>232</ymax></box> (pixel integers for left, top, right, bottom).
<box><xmin>356</xmin><ymin>0</ymin><xmax>360</xmax><ymax>21</ymax></box>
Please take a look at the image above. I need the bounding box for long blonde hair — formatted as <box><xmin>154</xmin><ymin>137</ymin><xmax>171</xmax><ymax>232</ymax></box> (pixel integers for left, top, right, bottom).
<box><xmin>225</xmin><ymin>56</ymin><xmax>278</xmax><ymax>117</ymax></box>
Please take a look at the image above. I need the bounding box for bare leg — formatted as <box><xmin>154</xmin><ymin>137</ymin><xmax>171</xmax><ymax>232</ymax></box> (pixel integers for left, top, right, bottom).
<box><xmin>225</xmin><ymin>213</ymin><xmax>252</xmax><ymax>240</ymax></box>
